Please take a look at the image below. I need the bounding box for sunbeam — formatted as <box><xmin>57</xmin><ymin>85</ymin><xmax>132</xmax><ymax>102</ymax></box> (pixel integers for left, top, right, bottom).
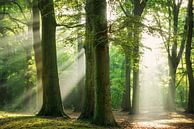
<box><xmin>58</xmin><ymin>48</ymin><xmax>85</xmax><ymax>102</ymax></box>
<box><xmin>139</xmin><ymin>16</ymin><xmax>169</xmax><ymax>114</ymax></box>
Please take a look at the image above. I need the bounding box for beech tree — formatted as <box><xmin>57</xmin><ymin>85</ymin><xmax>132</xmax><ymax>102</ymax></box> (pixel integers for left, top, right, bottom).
<box><xmin>37</xmin><ymin>0</ymin><xmax>68</xmax><ymax>118</ymax></box>
<box><xmin>92</xmin><ymin>0</ymin><xmax>117</xmax><ymax>126</ymax></box>
<box><xmin>79</xmin><ymin>0</ymin><xmax>95</xmax><ymax>120</ymax></box>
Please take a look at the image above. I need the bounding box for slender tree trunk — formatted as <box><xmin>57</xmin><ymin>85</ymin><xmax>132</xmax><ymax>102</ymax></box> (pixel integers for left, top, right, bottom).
<box><xmin>23</xmin><ymin>23</ymin><xmax>33</xmax><ymax>112</ymax></box>
<box><xmin>132</xmin><ymin>45</ymin><xmax>140</xmax><ymax>114</ymax></box>
<box><xmin>78</xmin><ymin>0</ymin><xmax>95</xmax><ymax>120</ymax></box>
<box><xmin>167</xmin><ymin>57</ymin><xmax>176</xmax><ymax>111</ymax></box>
<box><xmin>92</xmin><ymin>0</ymin><xmax>116</xmax><ymax>126</ymax></box>
<box><xmin>186</xmin><ymin>0</ymin><xmax>194</xmax><ymax>113</ymax></box>
<box><xmin>122</xmin><ymin>52</ymin><xmax>132</xmax><ymax>112</ymax></box>
<box><xmin>131</xmin><ymin>0</ymin><xmax>147</xmax><ymax>114</ymax></box>
<box><xmin>37</xmin><ymin>0</ymin><xmax>68</xmax><ymax>118</ymax></box>
<box><xmin>131</xmin><ymin>20</ymin><xmax>141</xmax><ymax>114</ymax></box>
<box><xmin>32</xmin><ymin>0</ymin><xmax>42</xmax><ymax>112</ymax></box>
<box><xmin>74</xmin><ymin>13</ymin><xmax>84</xmax><ymax>112</ymax></box>
<box><xmin>166</xmin><ymin>0</ymin><xmax>188</xmax><ymax>111</ymax></box>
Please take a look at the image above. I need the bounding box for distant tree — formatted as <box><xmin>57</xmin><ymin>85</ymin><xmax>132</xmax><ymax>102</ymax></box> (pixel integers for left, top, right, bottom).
<box><xmin>131</xmin><ymin>0</ymin><xmax>148</xmax><ymax>114</ymax></box>
<box><xmin>32</xmin><ymin>0</ymin><xmax>42</xmax><ymax>111</ymax></box>
<box><xmin>166</xmin><ymin>0</ymin><xmax>188</xmax><ymax>111</ymax></box>
<box><xmin>186</xmin><ymin>0</ymin><xmax>194</xmax><ymax>113</ymax></box>
<box><xmin>78</xmin><ymin>0</ymin><xmax>95</xmax><ymax>120</ymax></box>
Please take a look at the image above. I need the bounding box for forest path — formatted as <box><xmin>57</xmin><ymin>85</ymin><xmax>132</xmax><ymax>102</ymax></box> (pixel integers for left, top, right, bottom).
<box><xmin>66</xmin><ymin>110</ymin><xmax>194</xmax><ymax>128</ymax></box>
<box><xmin>113</xmin><ymin>111</ymin><xmax>194</xmax><ymax>129</ymax></box>
<box><xmin>0</xmin><ymin>110</ymin><xmax>194</xmax><ymax>128</ymax></box>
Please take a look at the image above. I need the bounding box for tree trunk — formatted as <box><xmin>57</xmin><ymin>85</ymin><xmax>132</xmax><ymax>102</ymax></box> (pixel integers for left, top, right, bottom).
<box><xmin>74</xmin><ymin>13</ymin><xmax>84</xmax><ymax>112</ymax></box>
<box><xmin>167</xmin><ymin>57</ymin><xmax>176</xmax><ymax>111</ymax></box>
<box><xmin>37</xmin><ymin>0</ymin><xmax>68</xmax><ymax>118</ymax></box>
<box><xmin>132</xmin><ymin>46</ymin><xmax>140</xmax><ymax>114</ymax></box>
<box><xmin>131</xmin><ymin>20</ymin><xmax>141</xmax><ymax>114</ymax></box>
<box><xmin>92</xmin><ymin>0</ymin><xmax>116</xmax><ymax>126</ymax></box>
<box><xmin>78</xmin><ymin>0</ymin><xmax>95</xmax><ymax>119</ymax></box>
<box><xmin>32</xmin><ymin>0</ymin><xmax>42</xmax><ymax>112</ymax></box>
<box><xmin>131</xmin><ymin>0</ymin><xmax>147</xmax><ymax>114</ymax></box>
<box><xmin>122</xmin><ymin>52</ymin><xmax>132</xmax><ymax>112</ymax></box>
<box><xmin>186</xmin><ymin>0</ymin><xmax>194</xmax><ymax>113</ymax></box>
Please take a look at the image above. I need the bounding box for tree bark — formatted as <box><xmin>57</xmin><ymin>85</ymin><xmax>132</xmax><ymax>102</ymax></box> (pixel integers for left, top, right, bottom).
<box><xmin>167</xmin><ymin>57</ymin><xmax>176</xmax><ymax>111</ymax></box>
<box><xmin>92</xmin><ymin>0</ymin><xmax>117</xmax><ymax>126</ymax></box>
<box><xmin>132</xmin><ymin>40</ymin><xmax>140</xmax><ymax>114</ymax></box>
<box><xmin>37</xmin><ymin>0</ymin><xmax>68</xmax><ymax>118</ymax></box>
<box><xmin>32</xmin><ymin>0</ymin><xmax>42</xmax><ymax>112</ymax></box>
<box><xmin>186</xmin><ymin>0</ymin><xmax>194</xmax><ymax>113</ymax></box>
<box><xmin>78</xmin><ymin>0</ymin><xmax>95</xmax><ymax>120</ymax></box>
<box><xmin>122</xmin><ymin>51</ymin><xmax>132</xmax><ymax>112</ymax></box>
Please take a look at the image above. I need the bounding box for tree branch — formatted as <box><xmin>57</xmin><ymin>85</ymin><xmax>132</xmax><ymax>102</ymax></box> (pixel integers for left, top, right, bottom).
<box><xmin>0</xmin><ymin>12</ymin><xmax>28</xmax><ymax>25</ymax></box>
<box><xmin>56</xmin><ymin>23</ymin><xmax>85</xmax><ymax>28</ymax></box>
<box><xmin>176</xmin><ymin>16</ymin><xmax>188</xmax><ymax>67</ymax></box>
<box><xmin>0</xmin><ymin>0</ymin><xmax>28</xmax><ymax>23</ymax></box>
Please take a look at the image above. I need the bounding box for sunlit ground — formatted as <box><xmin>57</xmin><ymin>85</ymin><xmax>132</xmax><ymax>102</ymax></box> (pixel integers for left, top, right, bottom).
<box><xmin>115</xmin><ymin>111</ymin><xmax>194</xmax><ymax>129</ymax></box>
<box><xmin>1</xmin><ymin>111</ymin><xmax>194</xmax><ymax>129</ymax></box>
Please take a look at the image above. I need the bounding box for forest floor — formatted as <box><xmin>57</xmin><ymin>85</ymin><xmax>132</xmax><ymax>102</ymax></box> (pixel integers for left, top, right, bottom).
<box><xmin>0</xmin><ymin>110</ymin><xmax>194</xmax><ymax>129</ymax></box>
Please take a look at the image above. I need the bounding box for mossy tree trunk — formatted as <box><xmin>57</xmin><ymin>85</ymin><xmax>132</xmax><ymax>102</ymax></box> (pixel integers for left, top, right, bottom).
<box><xmin>79</xmin><ymin>0</ymin><xmax>95</xmax><ymax>120</ymax></box>
<box><xmin>92</xmin><ymin>0</ymin><xmax>117</xmax><ymax>126</ymax></box>
<box><xmin>186</xmin><ymin>0</ymin><xmax>194</xmax><ymax>113</ymax></box>
<box><xmin>37</xmin><ymin>0</ymin><xmax>68</xmax><ymax>118</ymax></box>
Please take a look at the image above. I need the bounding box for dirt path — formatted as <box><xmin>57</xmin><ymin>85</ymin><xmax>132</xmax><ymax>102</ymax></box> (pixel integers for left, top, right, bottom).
<box><xmin>114</xmin><ymin>111</ymin><xmax>194</xmax><ymax>129</ymax></box>
<box><xmin>0</xmin><ymin>110</ymin><xmax>194</xmax><ymax>128</ymax></box>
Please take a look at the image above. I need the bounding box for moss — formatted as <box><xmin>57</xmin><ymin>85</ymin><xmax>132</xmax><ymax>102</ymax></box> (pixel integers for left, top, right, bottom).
<box><xmin>0</xmin><ymin>112</ymin><xmax>111</xmax><ymax>129</ymax></box>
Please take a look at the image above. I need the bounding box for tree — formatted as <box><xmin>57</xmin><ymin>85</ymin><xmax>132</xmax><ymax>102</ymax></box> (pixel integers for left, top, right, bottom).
<box><xmin>118</xmin><ymin>0</ymin><xmax>133</xmax><ymax>112</ymax></box>
<box><xmin>92</xmin><ymin>0</ymin><xmax>117</xmax><ymax>126</ymax></box>
<box><xmin>166</xmin><ymin>0</ymin><xmax>187</xmax><ymax>111</ymax></box>
<box><xmin>186</xmin><ymin>0</ymin><xmax>194</xmax><ymax>113</ymax></box>
<box><xmin>78</xmin><ymin>0</ymin><xmax>95</xmax><ymax>120</ymax></box>
<box><xmin>37</xmin><ymin>0</ymin><xmax>68</xmax><ymax>118</ymax></box>
<box><xmin>131</xmin><ymin>0</ymin><xmax>148</xmax><ymax>114</ymax></box>
<box><xmin>32</xmin><ymin>0</ymin><xmax>42</xmax><ymax>111</ymax></box>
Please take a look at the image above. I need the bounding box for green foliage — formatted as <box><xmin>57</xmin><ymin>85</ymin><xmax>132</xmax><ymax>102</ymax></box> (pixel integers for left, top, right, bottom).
<box><xmin>110</xmin><ymin>45</ymin><xmax>125</xmax><ymax>109</ymax></box>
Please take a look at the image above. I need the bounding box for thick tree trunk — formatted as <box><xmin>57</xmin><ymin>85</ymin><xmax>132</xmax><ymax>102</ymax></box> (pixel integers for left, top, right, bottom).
<box><xmin>92</xmin><ymin>0</ymin><xmax>116</xmax><ymax>126</ymax></box>
<box><xmin>186</xmin><ymin>0</ymin><xmax>194</xmax><ymax>113</ymax></box>
<box><xmin>122</xmin><ymin>52</ymin><xmax>132</xmax><ymax>112</ymax></box>
<box><xmin>78</xmin><ymin>0</ymin><xmax>95</xmax><ymax>120</ymax></box>
<box><xmin>37</xmin><ymin>0</ymin><xmax>68</xmax><ymax>118</ymax></box>
<box><xmin>32</xmin><ymin>0</ymin><xmax>42</xmax><ymax>112</ymax></box>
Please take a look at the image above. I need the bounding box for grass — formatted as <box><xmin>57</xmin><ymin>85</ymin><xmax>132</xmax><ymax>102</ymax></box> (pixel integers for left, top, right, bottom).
<box><xmin>0</xmin><ymin>112</ymin><xmax>110</xmax><ymax>129</ymax></box>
